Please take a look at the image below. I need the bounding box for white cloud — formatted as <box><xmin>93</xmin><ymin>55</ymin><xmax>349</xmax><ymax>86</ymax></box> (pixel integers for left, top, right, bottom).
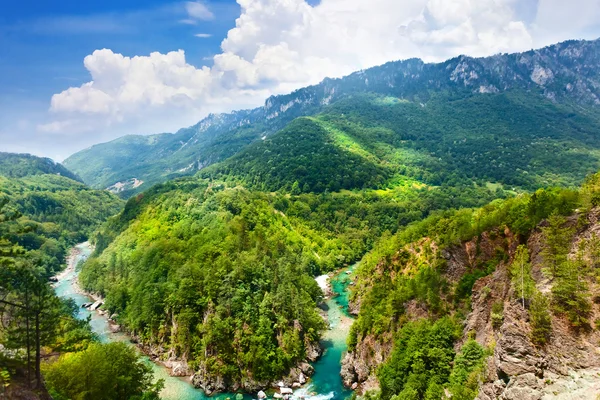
<box><xmin>184</xmin><ymin>1</ymin><xmax>215</xmax><ymax>21</ymax></box>
<box><xmin>46</xmin><ymin>0</ymin><xmax>600</xmax><ymax>139</ymax></box>
<box><xmin>195</xmin><ymin>33</ymin><xmax>213</xmax><ymax>38</ymax></box>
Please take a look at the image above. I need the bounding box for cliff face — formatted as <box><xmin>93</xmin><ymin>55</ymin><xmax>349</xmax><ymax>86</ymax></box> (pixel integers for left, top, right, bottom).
<box><xmin>343</xmin><ymin>208</ymin><xmax>600</xmax><ymax>399</ymax></box>
<box><xmin>477</xmin><ymin>211</ymin><xmax>600</xmax><ymax>399</ymax></box>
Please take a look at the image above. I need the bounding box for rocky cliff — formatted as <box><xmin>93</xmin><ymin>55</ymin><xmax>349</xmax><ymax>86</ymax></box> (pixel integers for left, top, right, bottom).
<box><xmin>342</xmin><ymin>207</ymin><xmax>600</xmax><ymax>399</ymax></box>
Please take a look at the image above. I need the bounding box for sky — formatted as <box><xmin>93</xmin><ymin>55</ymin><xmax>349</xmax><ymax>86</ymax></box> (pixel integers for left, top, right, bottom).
<box><xmin>1</xmin><ymin>0</ymin><xmax>600</xmax><ymax>161</ymax></box>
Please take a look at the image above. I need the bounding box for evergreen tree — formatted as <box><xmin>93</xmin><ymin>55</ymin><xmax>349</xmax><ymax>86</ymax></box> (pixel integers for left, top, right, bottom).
<box><xmin>541</xmin><ymin>213</ymin><xmax>574</xmax><ymax>278</ymax></box>
<box><xmin>529</xmin><ymin>292</ymin><xmax>552</xmax><ymax>346</ymax></box>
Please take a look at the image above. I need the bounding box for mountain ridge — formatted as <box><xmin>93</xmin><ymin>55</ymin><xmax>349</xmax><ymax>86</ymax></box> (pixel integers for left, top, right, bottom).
<box><xmin>0</xmin><ymin>152</ymin><xmax>83</xmax><ymax>182</ymax></box>
<box><xmin>64</xmin><ymin>38</ymin><xmax>600</xmax><ymax>196</ymax></box>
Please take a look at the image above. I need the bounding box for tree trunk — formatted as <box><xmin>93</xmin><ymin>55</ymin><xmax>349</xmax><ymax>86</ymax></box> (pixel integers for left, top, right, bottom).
<box><xmin>25</xmin><ymin>287</ymin><xmax>32</xmax><ymax>388</ymax></box>
<box><xmin>35</xmin><ymin>310</ymin><xmax>41</xmax><ymax>389</ymax></box>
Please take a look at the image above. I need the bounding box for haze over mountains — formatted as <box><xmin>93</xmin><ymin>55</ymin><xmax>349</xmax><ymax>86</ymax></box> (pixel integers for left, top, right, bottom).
<box><xmin>63</xmin><ymin>38</ymin><xmax>600</xmax><ymax>198</ymax></box>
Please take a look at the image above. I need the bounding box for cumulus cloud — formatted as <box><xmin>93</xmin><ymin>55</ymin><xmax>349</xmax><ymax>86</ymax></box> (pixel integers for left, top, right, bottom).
<box><xmin>45</xmin><ymin>0</ymin><xmax>600</xmax><ymax>138</ymax></box>
<box><xmin>184</xmin><ymin>1</ymin><xmax>215</xmax><ymax>21</ymax></box>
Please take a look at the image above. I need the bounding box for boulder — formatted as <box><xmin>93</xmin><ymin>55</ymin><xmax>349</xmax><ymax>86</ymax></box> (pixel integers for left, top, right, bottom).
<box><xmin>298</xmin><ymin>373</ymin><xmax>306</xmax><ymax>385</ymax></box>
<box><xmin>299</xmin><ymin>362</ymin><xmax>314</xmax><ymax>376</ymax></box>
<box><xmin>257</xmin><ymin>391</ymin><xmax>267</xmax><ymax>399</ymax></box>
<box><xmin>280</xmin><ymin>387</ymin><xmax>293</xmax><ymax>395</ymax></box>
<box><xmin>351</xmin><ymin>382</ymin><xmax>358</xmax><ymax>390</ymax></box>
<box><xmin>274</xmin><ymin>394</ymin><xmax>283</xmax><ymax>399</ymax></box>
<box><xmin>292</xmin><ymin>383</ymin><xmax>301</xmax><ymax>389</ymax></box>
<box><xmin>89</xmin><ymin>300</ymin><xmax>103</xmax><ymax>311</ymax></box>
<box><xmin>170</xmin><ymin>361</ymin><xmax>190</xmax><ymax>377</ymax></box>
<box><xmin>305</xmin><ymin>342</ymin><xmax>322</xmax><ymax>362</ymax></box>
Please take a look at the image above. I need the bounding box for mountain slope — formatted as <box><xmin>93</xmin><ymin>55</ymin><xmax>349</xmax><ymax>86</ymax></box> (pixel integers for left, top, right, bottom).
<box><xmin>205</xmin><ymin>90</ymin><xmax>600</xmax><ymax>193</ymax></box>
<box><xmin>341</xmin><ymin>176</ymin><xmax>600</xmax><ymax>399</ymax></box>
<box><xmin>65</xmin><ymin>39</ymin><xmax>600</xmax><ymax>196</ymax></box>
<box><xmin>0</xmin><ymin>152</ymin><xmax>82</xmax><ymax>181</ymax></box>
<box><xmin>0</xmin><ymin>157</ymin><xmax>124</xmax><ymax>276</ymax></box>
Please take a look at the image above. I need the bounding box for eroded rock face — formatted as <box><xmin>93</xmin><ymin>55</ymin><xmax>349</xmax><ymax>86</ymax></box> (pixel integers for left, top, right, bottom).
<box><xmin>346</xmin><ymin>211</ymin><xmax>600</xmax><ymax>398</ymax></box>
<box><xmin>476</xmin><ymin>211</ymin><xmax>600</xmax><ymax>399</ymax></box>
<box><xmin>305</xmin><ymin>340</ymin><xmax>323</xmax><ymax>362</ymax></box>
<box><xmin>192</xmin><ymin>370</ymin><xmax>228</xmax><ymax>396</ymax></box>
<box><xmin>340</xmin><ymin>333</ymin><xmax>392</xmax><ymax>390</ymax></box>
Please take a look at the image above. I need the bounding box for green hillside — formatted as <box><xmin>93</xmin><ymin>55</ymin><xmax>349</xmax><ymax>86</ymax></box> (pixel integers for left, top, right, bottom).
<box><xmin>64</xmin><ymin>39</ymin><xmax>600</xmax><ymax>197</ymax></box>
<box><xmin>204</xmin><ymin>91</ymin><xmax>600</xmax><ymax>193</ymax></box>
<box><xmin>0</xmin><ymin>152</ymin><xmax>82</xmax><ymax>181</ymax></box>
<box><xmin>0</xmin><ymin>173</ymin><xmax>123</xmax><ymax>276</ymax></box>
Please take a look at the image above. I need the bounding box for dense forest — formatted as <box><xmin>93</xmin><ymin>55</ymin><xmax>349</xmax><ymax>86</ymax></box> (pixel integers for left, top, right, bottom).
<box><xmin>203</xmin><ymin>92</ymin><xmax>600</xmax><ymax>193</ymax></box>
<box><xmin>0</xmin><ymin>173</ymin><xmax>123</xmax><ymax>276</ymax></box>
<box><xmin>78</xmin><ymin>175</ymin><xmax>504</xmax><ymax>391</ymax></box>
<box><xmin>0</xmin><ymin>153</ymin><xmax>82</xmax><ymax>182</ymax></box>
<box><xmin>0</xmin><ymin>156</ymin><xmax>143</xmax><ymax>399</ymax></box>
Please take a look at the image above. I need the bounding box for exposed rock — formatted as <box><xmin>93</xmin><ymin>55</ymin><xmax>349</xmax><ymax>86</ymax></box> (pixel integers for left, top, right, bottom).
<box><xmin>298</xmin><ymin>372</ymin><xmax>306</xmax><ymax>384</ymax></box>
<box><xmin>89</xmin><ymin>300</ymin><xmax>103</xmax><ymax>311</ymax></box>
<box><xmin>167</xmin><ymin>361</ymin><xmax>190</xmax><ymax>377</ymax></box>
<box><xmin>274</xmin><ymin>393</ymin><xmax>283</xmax><ymax>399</ymax></box>
<box><xmin>351</xmin><ymin>382</ymin><xmax>358</xmax><ymax>390</ymax></box>
<box><xmin>305</xmin><ymin>341</ymin><xmax>322</xmax><ymax>362</ymax></box>
<box><xmin>257</xmin><ymin>390</ymin><xmax>267</xmax><ymax>399</ymax></box>
<box><xmin>292</xmin><ymin>382</ymin><xmax>301</xmax><ymax>388</ymax></box>
<box><xmin>280</xmin><ymin>387</ymin><xmax>293</xmax><ymax>395</ymax></box>
<box><xmin>191</xmin><ymin>370</ymin><xmax>227</xmax><ymax>396</ymax></box>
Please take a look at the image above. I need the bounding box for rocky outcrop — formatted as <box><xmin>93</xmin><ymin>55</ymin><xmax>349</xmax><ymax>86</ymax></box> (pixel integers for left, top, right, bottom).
<box><xmin>305</xmin><ymin>340</ymin><xmax>323</xmax><ymax>362</ymax></box>
<box><xmin>190</xmin><ymin>360</ymin><xmax>315</xmax><ymax>396</ymax></box>
<box><xmin>340</xmin><ymin>332</ymin><xmax>392</xmax><ymax>392</ymax></box>
<box><xmin>346</xmin><ymin>210</ymin><xmax>600</xmax><ymax>397</ymax></box>
<box><xmin>475</xmin><ymin>211</ymin><xmax>600</xmax><ymax>399</ymax></box>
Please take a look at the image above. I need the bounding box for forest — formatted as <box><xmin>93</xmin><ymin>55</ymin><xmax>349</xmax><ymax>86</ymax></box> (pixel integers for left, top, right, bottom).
<box><xmin>0</xmin><ymin>163</ymin><xmax>143</xmax><ymax>399</ymax></box>
<box><xmin>4</xmin><ymin>39</ymin><xmax>600</xmax><ymax>400</ymax></box>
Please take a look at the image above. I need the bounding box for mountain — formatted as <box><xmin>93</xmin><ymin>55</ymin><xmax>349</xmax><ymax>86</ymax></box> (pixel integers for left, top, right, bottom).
<box><xmin>65</xmin><ymin>39</ymin><xmax>600</xmax><ymax>197</ymax></box>
<box><xmin>203</xmin><ymin>90</ymin><xmax>600</xmax><ymax>193</ymax></box>
<box><xmin>0</xmin><ymin>152</ymin><xmax>82</xmax><ymax>182</ymax></box>
<box><xmin>0</xmin><ymin>154</ymin><xmax>123</xmax><ymax>276</ymax></box>
<box><xmin>63</xmin><ymin>38</ymin><xmax>600</xmax><ymax>399</ymax></box>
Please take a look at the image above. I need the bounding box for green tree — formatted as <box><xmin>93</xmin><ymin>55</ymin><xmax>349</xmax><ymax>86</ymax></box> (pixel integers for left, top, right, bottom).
<box><xmin>552</xmin><ymin>259</ymin><xmax>591</xmax><ymax>330</ymax></box>
<box><xmin>509</xmin><ymin>246</ymin><xmax>535</xmax><ymax>310</ymax></box>
<box><xmin>43</xmin><ymin>342</ymin><xmax>163</xmax><ymax>400</ymax></box>
<box><xmin>541</xmin><ymin>213</ymin><xmax>574</xmax><ymax>277</ymax></box>
<box><xmin>529</xmin><ymin>292</ymin><xmax>552</xmax><ymax>346</ymax></box>
<box><xmin>448</xmin><ymin>338</ymin><xmax>486</xmax><ymax>400</ymax></box>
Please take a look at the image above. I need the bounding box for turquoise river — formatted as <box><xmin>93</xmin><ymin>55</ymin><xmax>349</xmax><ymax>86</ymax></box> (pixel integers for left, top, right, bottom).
<box><xmin>53</xmin><ymin>243</ymin><xmax>356</xmax><ymax>400</ymax></box>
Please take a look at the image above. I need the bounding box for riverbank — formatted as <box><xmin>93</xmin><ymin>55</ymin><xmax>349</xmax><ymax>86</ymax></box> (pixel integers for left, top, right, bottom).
<box><xmin>54</xmin><ymin>243</ymin><xmax>356</xmax><ymax>400</ymax></box>
<box><xmin>53</xmin><ymin>243</ymin><xmax>212</xmax><ymax>400</ymax></box>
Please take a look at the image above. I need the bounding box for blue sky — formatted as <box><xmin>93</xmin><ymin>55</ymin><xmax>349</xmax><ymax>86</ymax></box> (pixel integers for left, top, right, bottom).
<box><xmin>0</xmin><ymin>0</ymin><xmax>239</xmax><ymax>156</ymax></box>
<box><xmin>1</xmin><ymin>0</ymin><xmax>600</xmax><ymax>161</ymax></box>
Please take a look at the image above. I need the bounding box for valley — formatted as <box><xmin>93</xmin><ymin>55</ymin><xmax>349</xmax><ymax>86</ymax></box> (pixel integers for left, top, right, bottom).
<box><xmin>4</xmin><ymin>38</ymin><xmax>600</xmax><ymax>400</ymax></box>
<box><xmin>54</xmin><ymin>242</ymin><xmax>358</xmax><ymax>400</ymax></box>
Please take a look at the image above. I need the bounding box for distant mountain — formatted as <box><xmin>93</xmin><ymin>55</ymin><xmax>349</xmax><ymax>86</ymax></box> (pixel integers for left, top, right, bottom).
<box><xmin>64</xmin><ymin>38</ymin><xmax>600</xmax><ymax>196</ymax></box>
<box><xmin>0</xmin><ymin>152</ymin><xmax>82</xmax><ymax>182</ymax></box>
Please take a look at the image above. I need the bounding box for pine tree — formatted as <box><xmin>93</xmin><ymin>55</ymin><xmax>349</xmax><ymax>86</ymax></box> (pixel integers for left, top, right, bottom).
<box><xmin>529</xmin><ymin>292</ymin><xmax>552</xmax><ymax>346</ymax></box>
<box><xmin>541</xmin><ymin>213</ymin><xmax>575</xmax><ymax>277</ymax></box>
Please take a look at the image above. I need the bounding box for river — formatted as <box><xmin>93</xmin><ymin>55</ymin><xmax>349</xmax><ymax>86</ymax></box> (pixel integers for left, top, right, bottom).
<box><xmin>53</xmin><ymin>243</ymin><xmax>355</xmax><ymax>400</ymax></box>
